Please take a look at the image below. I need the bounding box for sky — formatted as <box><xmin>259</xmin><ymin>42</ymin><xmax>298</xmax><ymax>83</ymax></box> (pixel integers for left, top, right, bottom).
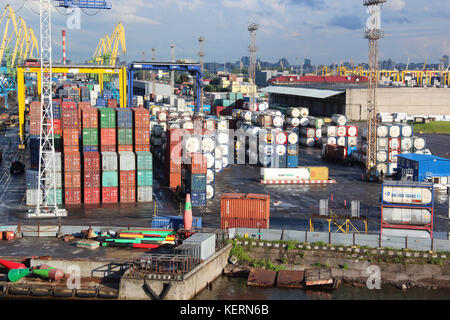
<box><xmin>6</xmin><ymin>0</ymin><xmax>450</xmax><ymax>66</ymax></box>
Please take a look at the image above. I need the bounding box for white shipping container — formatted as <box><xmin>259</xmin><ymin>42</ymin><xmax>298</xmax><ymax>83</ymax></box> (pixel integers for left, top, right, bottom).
<box><xmin>101</xmin><ymin>152</ymin><xmax>118</xmax><ymax>171</ymax></box>
<box><xmin>119</xmin><ymin>152</ymin><xmax>136</xmax><ymax>171</ymax></box>
<box><xmin>26</xmin><ymin>189</ymin><xmax>43</xmax><ymax>206</ymax></box>
<box><xmin>261</xmin><ymin>167</ymin><xmax>310</xmax><ymax>181</ymax></box>
<box><xmin>201</xmin><ymin>137</ymin><xmax>215</xmax><ymax>153</ymax></box>
<box><xmin>137</xmin><ymin>186</ymin><xmax>153</xmax><ymax>202</ymax></box>
<box><xmin>322</xmin><ymin>125</ymin><xmax>337</xmax><ymax>137</ymax></box>
<box><xmin>347</xmin><ymin>137</ymin><xmax>358</xmax><ymax>147</ymax></box>
<box><xmin>206</xmin><ymin>169</ymin><xmax>215</xmax><ymax>183</ymax></box>
<box><xmin>382</xmin><ymin>186</ymin><xmax>433</xmax><ymax>205</ymax></box>
<box><xmin>377</xmin><ymin>138</ymin><xmax>388</xmax><ymax>150</ymax></box>
<box><xmin>377</xmin><ymin>151</ymin><xmax>388</xmax><ymax>163</ymax></box>
<box><xmin>382</xmin><ymin>207</ymin><xmax>431</xmax><ymax>226</ymax></box>
<box><xmin>377</xmin><ymin>125</ymin><xmax>388</xmax><ymax>138</ymax></box>
<box><xmin>413</xmin><ymin>137</ymin><xmax>425</xmax><ymax>150</ymax></box>
<box><xmin>45</xmin><ymin>172</ymin><xmax>63</xmax><ymax>189</ymax></box>
<box><xmin>401</xmin><ymin>125</ymin><xmax>413</xmax><ymax>137</ymax></box>
<box><xmin>401</xmin><ymin>137</ymin><xmax>413</xmax><ymax>150</ymax></box>
<box><xmin>44</xmin><ymin>152</ymin><xmax>62</xmax><ymax>172</ymax></box>
<box><xmin>337</xmin><ymin>136</ymin><xmax>347</xmax><ymax>147</ymax></box>
<box><xmin>206</xmin><ymin>185</ymin><xmax>215</xmax><ymax>200</ymax></box>
<box><xmin>204</xmin><ymin>153</ymin><xmax>215</xmax><ymax>169</ymax></box>
<box><xmin>184</xmin><ymin>136</ymin><xmax>201</xmax><ymax>153</ymax></box>
<box><xmin>389</xmin><ymin>125</ymin><xmax>401</xmax><ymax>138</ymax></box>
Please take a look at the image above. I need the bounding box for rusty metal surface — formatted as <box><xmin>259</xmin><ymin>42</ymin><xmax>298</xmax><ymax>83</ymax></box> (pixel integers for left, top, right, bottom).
<box><xmin>129</xmin><ymin>254</ymin><xmax>201</xmax><ymax>276</ymax></box>
<box><xmin>246</xmin><ymin>268</ymin><xmax>277</xmax><ymax>287</ymax></box>
<box><xmin>276</xmin><ymin>270</ymin><xmax>304</xmax><ymax>288</ymax></box>
<box><xmin>304</xmin><ymin>267</ymin><xmax>333</xmax><ymax>286</ymax></box>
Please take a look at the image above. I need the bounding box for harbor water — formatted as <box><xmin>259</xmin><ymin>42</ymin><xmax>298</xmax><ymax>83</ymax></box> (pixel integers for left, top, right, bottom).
<box><xmin>194</xmin><ymin>276</ymin><xmax>450</xmax><ymax>300</ymax></box>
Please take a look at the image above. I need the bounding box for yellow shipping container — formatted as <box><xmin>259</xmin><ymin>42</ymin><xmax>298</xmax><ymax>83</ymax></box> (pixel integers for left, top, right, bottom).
<box><xmin>309</xmin><ymin>166</ymin><xmax>329</xmax><ymax>181</ymax></box>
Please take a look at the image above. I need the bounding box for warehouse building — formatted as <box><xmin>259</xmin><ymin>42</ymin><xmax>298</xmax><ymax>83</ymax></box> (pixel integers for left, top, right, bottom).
<box><xmin>396</xmin><ymin>154</ymin><xmax>450</xmax><ymax>187</ymax></box>
<box><xmin>260</xmin><ymin>85</ymin><xmax>450</xmax><ymax>121</ymax></box>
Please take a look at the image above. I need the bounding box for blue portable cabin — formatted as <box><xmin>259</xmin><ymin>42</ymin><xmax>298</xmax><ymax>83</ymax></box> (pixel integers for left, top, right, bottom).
<box><xmin>396</xmin><ymin>154</ymin><xmax>450</xmax><ymax>182</ymax></box>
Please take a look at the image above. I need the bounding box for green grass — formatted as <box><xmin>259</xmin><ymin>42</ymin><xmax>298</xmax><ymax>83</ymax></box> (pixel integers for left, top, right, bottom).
<box><xmin>230</xmin><ymin>243</ymin><xmax>253</xmax><ymax>263</ymax></box>
<box><xmin>252</xmin><ymin>259</ymin><xmax>285</xmax><ymax>271</ymax></box>
<box><xmin>413</xmin><ymin>121</ymin><xmax>450</xmax><ymax>134</ymax></box>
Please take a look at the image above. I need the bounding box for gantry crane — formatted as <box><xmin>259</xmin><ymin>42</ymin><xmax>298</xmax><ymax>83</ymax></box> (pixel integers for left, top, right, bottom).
<box><xmin>29</xmin><ymin>0</ymin><xmax>111</xmax><ymax>218</ymax></box>
<box><xmin>91</xmin><ymin>22</ymin><xmax>126</xmax><ymax>66</ymax></box>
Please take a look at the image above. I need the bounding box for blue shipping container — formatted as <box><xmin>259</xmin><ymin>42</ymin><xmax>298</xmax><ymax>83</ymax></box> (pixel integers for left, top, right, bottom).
<box><xmin>396</xmin><ymin>154</ymin><xmax>450</xmax><ymax>182</ymax></box>
<box><xmin>185</xmin><ymin>172</ymin><xmax>207</xmax><ymax>191</ymax></box>
<box><xmin>83</xmin><ymin>145</ymin><xmax>99</xmax><ymax>152</ymax></box>
<box><xmin>52</xmin><ymin>103</ymin><xmax>61</xmax><ymax>119</ymax></box>
<box><xmin>151</xmin><ymin>216</ymin><xmax>202</xmax><ymax>229</ymax></box>
<box><xmin>116</xmin><ymin>109</ymin><xmax>133</xmax><ymax>128</ymax></box>
<box><xmin>26</xmin><ymin>170</ymin><xmax>39</xmax><ymax>189</ymax></box>
<box><xmin>287</xmin><ymin>155</ymin><xmax>298</xmax><ymax>168</ymax></box>
<box><xmin>191</xmin><ymin>190</ymin><xmax>207</xmax><ymax>207</ymax></box>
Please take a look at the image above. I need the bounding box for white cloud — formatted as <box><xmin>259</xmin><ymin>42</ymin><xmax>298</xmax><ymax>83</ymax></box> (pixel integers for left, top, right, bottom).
<box><xmin>387</xmin><ymin>0</ymin><xmax>405</xmax><ymax>11</ymax></box>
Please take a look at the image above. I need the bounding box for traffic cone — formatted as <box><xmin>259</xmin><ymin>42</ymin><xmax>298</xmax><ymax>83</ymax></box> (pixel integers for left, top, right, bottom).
<box><xmin>0</xmin><ymin>259</ymin><xmax>26</xmax><ymax>270</ymax></box>
<box><xmin>8</xmin><ymin>268</ymin><xmax>32</xmax><ymax>282</ymax></box>
<box><xmin>183</xmin><ymin>193</ymin><xmax>193</xmax><ymax>230</ymax></box>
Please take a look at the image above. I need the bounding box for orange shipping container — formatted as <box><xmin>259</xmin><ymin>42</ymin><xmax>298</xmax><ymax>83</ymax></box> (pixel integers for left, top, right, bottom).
<box><xmin>120</xmin><ymin>186</ymin><xmax>136</xmax><ymax>203</ymax></box>
<box><xmin>63</xmin><ymin>129</ymin><xmax>80</xmax><ymax>146</ymax></box>
<box><xmin>64</xmin><ymin>171</ymin><xmax>81</xmax><ymax>188</ymax></box>
<box><xmin>220</xmin><ymin>193</ymin><xmax>270</xmax><ymax>220</ymax></box>
<box><xmin>135</xmin><ymin>128</ymin><xmax>150</xmax><ymax>146</ymax></box>
<box><xmin>220</xmin><ymin>218</ymin><xmax>269</xmax><ymax>230</ymax></box>
<box><xmin>64</xmin><ymin>151</ymin><xmax>81</xmax><ymax>171</ymax></box>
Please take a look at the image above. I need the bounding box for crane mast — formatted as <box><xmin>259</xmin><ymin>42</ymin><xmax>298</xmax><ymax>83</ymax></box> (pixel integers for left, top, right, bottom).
<box><xmin>363</xmin><ymin>0</ymin><xmax>386</xmax><ymax>180</ymax></box>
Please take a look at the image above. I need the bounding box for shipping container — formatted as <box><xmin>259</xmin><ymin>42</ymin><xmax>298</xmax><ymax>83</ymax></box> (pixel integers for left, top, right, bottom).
<box><xmin>137</xmin><ymin>186</ymin><xmax>153</xmax><ymax>202</ymax></box>
<box><xmin>64</xmin><ymin>170</ymin><xmax>81</xmax><ymax>188</ymax></box>
<box><xmin>137</xmin><ymin>170</ymin><xmax>153</xmax><ymax>186</ymax></box>
<box><xmin>84</xmin><ymin>171</ymin><xmax>101</xmax><ymax>188</ymax></box>
<box><xmin>120</xmin><ymin>170</ymin><xmax>136</xmax><ymax>186</ymax></box>
<box><xmin>381</xmin><ymin>182</ymin><xmax>434</xmax><ymax>206</ymax></box>
<box><xmin>151</xmin><ymin>216</ymin><xmax>201</xmax><ymax>229</ymax></box>
<box><xmin>45</xmin><ymin>189</ymin><xmax>63</xmax><ymax>206</ymax></box>
<box><xmin>101</xmin><ymin>152</ymin><xmax>118</xmax><ymax>171</ymax></box>
<box><xmin>120</xmin><ymin>186</ymin><xmax>136</xmax><ymax>203</ymax></box>
<box><xmin>102</xmin><ymin>171</ymin><xmax>119</xmax><ymax>187</ymax></box>
<box><xmin>100</xmin><ymin>128</ymin><xmax>116</xmax><ymax>147</ymax></box>
<box><xmin>62</xmin><ymin>108</ymin><xmax>79</xmax><ymax>129</ymax></box>
<box><xmin>64</xmin><ymin>151</ymin><xmax>81</xmax><ymax>171</ymax></box>
<box><xmin>136</xmin><ymin>151</ymin><xmax>153</xmax><ymax>170</ymax></box>
<box><xmin>183</xmin><ymin>233</ymin><xmax>216</xmax><ymax>261</ymax></box>
<box><xmin>132</xmin><ymin>108</ymin><xmax>150</xmax><ymax>128</ymax></box>
<box><xmin>99</xmin><ymin>108</ymin><xmax>116</xmax><ymax>128</ymax></box>
<box><xmin>221</xmin><ymin>193</ymin><xmax>270</xmax><ymax>220</ymax></box>
<box><xmin>118</xmin><ymin>128</ymin><xmax>133</xmax><ymax>145</ymax></box>
<box><xmin>82</xmin><ymin>128</ymin><xmax>98</xmax><ymax>146</ymax></box>
<box><xmin>382</xmin><ymin>207</ymin><xmax>432</xmax><ymax>226</ymax></box>
<box><xmin>81</xmin><ymin>108</ymin><xmax>98</xmax><ymax>128</ymax></box>
<box><xmin>116</xmin><ymin>108</ymin><xmax>133</xmax><ymax>128</ymax></box>
<box><xmin>65</xmin><ymin>188</ymin><xmax>81</xmax><ymax>204</ymax></box>
<box><xmin>220</xmin><ymin>217</ymin><xmax>269</xmax><ymax>229</ymax></box>
<box><xmin>119</xmin><ymin>151</ymin><xmax>136</xmax><ymax>171</ymax></box>
<box><xmin>63</xmin><ymin>129</ymin><xmax>80</xmax><ymax>147</ymax></box>
<box><xmin>102</xmin><ymin>187</ymin><xmax>118</xmax><ymax>203</ymax></box>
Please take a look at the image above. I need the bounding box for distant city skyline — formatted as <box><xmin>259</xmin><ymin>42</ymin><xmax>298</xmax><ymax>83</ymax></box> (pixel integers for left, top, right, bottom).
<box><xmin>8</xmin><ymin>0</ymin><xmax>450</xmax><ymax>66</ymax></box>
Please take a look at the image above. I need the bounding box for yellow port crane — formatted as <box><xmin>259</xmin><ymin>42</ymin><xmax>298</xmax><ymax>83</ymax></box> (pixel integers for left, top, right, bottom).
<box><xmin>91</xmin><ymin>22</ymin><xmax>126</xmax><ymax>66</ymax></box>
<box><xmin>7</xmin><ymin>17</ymin><xmax>39</xmax><ymax>68</ymax></box>
<box><xmin>0</xmin><ymin>5</ymin><xmax>19</xmax><ymax>67</ymax></box>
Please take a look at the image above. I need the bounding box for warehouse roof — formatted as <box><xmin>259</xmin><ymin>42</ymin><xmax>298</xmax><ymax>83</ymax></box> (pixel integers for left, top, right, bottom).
<box><xmin>259</xmin><ymin>86</ymin><xmax>345</xmax><ymax>99</ymax></box>
<box><xmin>397</xmin><ymin>153</ymin><xmax>450</xmax><ymax>162</ymax></box>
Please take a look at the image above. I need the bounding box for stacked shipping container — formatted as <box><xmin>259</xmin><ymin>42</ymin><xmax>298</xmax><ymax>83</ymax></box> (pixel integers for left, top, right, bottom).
<box><xmin>220</xmin><ymin>193</ymin><xmax>270</xmax><ymax>229</ymax></box>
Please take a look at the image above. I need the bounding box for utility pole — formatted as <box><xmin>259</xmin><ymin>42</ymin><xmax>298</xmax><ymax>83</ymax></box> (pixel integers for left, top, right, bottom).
<box><xmin>248</xmin><ymin>23</ymin><xmax>258</xmax><ymax>111</ymax></box>
<box><xmin>364</xmin><ymin>0</ymin><xmax>386</xmax><ymax>180</ymax></box>
<box><xmin>152</xmin><ymin>48</ymin><xmax>156</xmax><ymax>100</ymax></box>
<box><xmin>198</xmin><ymin>36</ymin><xmax>205</xmax><ymax>114</ymax></box>
<box><xmin>170</xmin><ymin>44</ymin><xmax>175</xmax><ymax>88</ymax></box>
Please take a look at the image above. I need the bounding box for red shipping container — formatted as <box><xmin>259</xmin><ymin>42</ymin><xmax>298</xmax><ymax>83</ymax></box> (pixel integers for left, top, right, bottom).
<box><xmin>220</xmin><ymin>218</ymin><xmax>269</xmax><ymax>230</ymax></box>
<box><xmin>101</xmin><ymin>145</ymin><xmax>116</xmax><ymax>152</ymax></box>
<box><xmin>83</xmin><ymin>152</ymin><xmax>100</xmax><ymax>171</ymax></box>
<box><xmin>132</xmin><ymin>108</ymin><xmax>150</xmax><ymax>128</ymax></box>
<box><xmin>30</xmin><ymin>119</ymin><xmax>41</xmax><ymax>135</ymax></box>
<box><xmin>63</xmin><ymin>129</ymin><xmax>80</xmax><ymax>146</ymax></box>
<box><xmin>78</xmin><ymin>102</ymin><xmax>91</xmax><ymax>109</ymax></box>
<box><xmin>65</xmin><ymin>188</ymin><xmax>82</xmax><ymax>205</ymax></box>
<box><xmin>120</xmin><ymin>186</ymin><xmax>136</xmax><ymax>203</ymax></box>
<box><xmin>120</xmin><ymin>170</ymin><xmax>136</xmax><ymax>186</ymax></box>
<box><xmin>135</xmin><ymin>128</ymin><xmax>150</xmax><ymax>146</ymax></box>
<box><xmin>100</xmin><ymin>128</ymin><xmax>116</xmax><ymax>146</ymax></box>
<box><xmin>30</xmin><ymin>101</ymin><xmax>41</xmax><ymax>117</ymax></box>
<box><xmin>82</xmin><ymin>108</ymin><xmax>98</xmax><ymax>128</ymax></box>
<box><xmin>46</xmin><ymin>119</ymin><xmax>61</xmax><ymax>135</ymax></box>
<box><xmin>168</xmin><ymin>172</ymin><xmax>181</xmax><ymax>191</ymax></box>
<box><xmin>62</xmin><ymin>101</ymin><xmax>77</xmax><ymax>109</ymax></box>
<box><xmin>220</xmin><ymin>193</ymin><xmax>271</xmax><ymax>220</ymax></box>
<box><xmin>64</xmin><ymin>145</ymin><xmax>79</xmax><ymax>153</ymax></box>
<box><xmin>108</xmin><ymin>99</ymin><xmax>117</xmax><ymax>108</ymax></box>
<box><xmin>64</xmin><ymin>151</ymin><xmax>81</xmax><ymax>171</ymax></box>
<box><xmin>62</xmin><ymin>108</ymin><xmax>79</xmax><ymax>129</ymax></box>
<box><xmin>118</xmin><ymin>145</ymin><xmax>133</xmax><ymax>152</ymax></box>
<box><xmin>64</xmin><ymin>171</ymin><xmax>81</xmax><ymax>188</ymax></box>
<box><xmin>102</xmin><ymin>187</ymin><xmax>118</xmax><ymax>203</ymax></box>
<box><xmin>187</xmin><ymin>153</ymin><xmax>207</xmax><ymax>174</ymax></box>
<box><xmin>84</xmin><ymin>170</ymin><xmax>100</xmax><ymax>188</ymax></box>
<box><xmin>84</xmin><ymin>187</ymin><xmax>100</xmax><ymax>204</ymax></box>
<box><xmin>135</xmin><ymin>144</ymin><xmax>150</xmax><ymax>152</ymax></box>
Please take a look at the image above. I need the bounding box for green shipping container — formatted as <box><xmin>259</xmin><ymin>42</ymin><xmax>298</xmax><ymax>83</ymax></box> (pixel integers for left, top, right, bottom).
<box><xmin>118</xmin><ymin>128</ymin><xmax>133</xmax><ymax>145</ymax></box>
<box><xmin>136</xmin><ymin>152</ymin><xmax>153</xmax><ymax>170</ymax></box>
<box><xmin>137</xmin><ymin>170</ymin><xmax>153</xmax><ymax>187</ymax></box>
<box><xmin>99</xmin><ymin>108</ymin><xmax>116</xmax><ymax>128</ymax></box>
<box><xmin>229</xmin><ymin>93</ymin><xmax>236</xmax><ymax>100</ymax></box>
<box><xmin>102</xmin><ymin>171</ymin><xmax>118</xmax><ymax>187</ymax></box>
<box><xmin>54</xmin><ymin>135</ymin><xmax>62</xmax><ymax>151</ymax></box>
<box><xmin>46</xmin><ymin>189</ymin><xmax>63</xmax><ymax>205</ymax></box>
<box><xmin>82</xmin><ymin>128</ymin><xmax>98</xmax><ymax>146</ymax></box>
<box><xmin>221</xmin><ymin>99</ymin><xmax>230</xmax><ymax>107</ymax></box>
<box><xmin>236</xmin><ymin>93</ymin><xmax>244</xmax><ymax>100</ymax></box>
